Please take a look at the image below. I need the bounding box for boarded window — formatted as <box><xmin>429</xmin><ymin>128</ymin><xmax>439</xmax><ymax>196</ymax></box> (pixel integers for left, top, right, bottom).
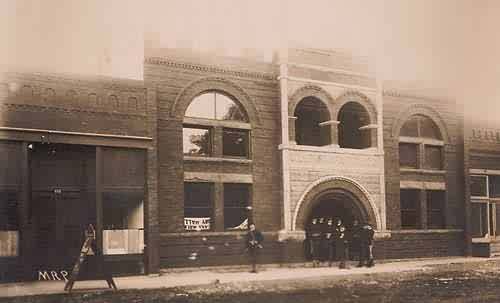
<box><xmin>183</xmin><ymin>127</ymin><xmax>211</xmax><ymax>156</ymax></box>
<box><xmin>223</xmin><ymin>128</ymin><xmax>249</xmax><ymax>158</ymax></box>
<box><xmin>471</xmin><ymin>175</ymin><xmax>488</xmax><ymax>197</ymax></box>
<box><xmin>427</xmin><ymin>191</ymin><xmax>445</xmax><ymax>229</ymax></box>
<box><xmin>184</xmin><ymin>183</ymin><xmax>213</xmax><ymax>231</ymax></box>
<box><xmin>400</xmin><ymin>189</ymin><xmax>420</xmax><ymax>229</ymax></box>
<box><xmin>224</xmin><ymin>184</ymin><xmax>250</xmax><ymax>230</ymax></box>
<box><xmin>424</xmin><ymin>145</ymin><xmax>442</xmax><ymax>170</ymax></box>
<box><xmin>399</xmin><ymin>143</ymin><xmax>418</xmax><ymax>168</ymax></box>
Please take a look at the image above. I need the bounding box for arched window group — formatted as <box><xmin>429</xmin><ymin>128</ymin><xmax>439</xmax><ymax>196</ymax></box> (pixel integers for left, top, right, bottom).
<box><xmin>293</xmin><ymin>97</ymin><xmax>374</xmax><ymax>149</ymax></box>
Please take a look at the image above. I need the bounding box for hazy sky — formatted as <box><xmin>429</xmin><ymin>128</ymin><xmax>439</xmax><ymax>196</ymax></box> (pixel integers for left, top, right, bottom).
<box><xmin>2</xmin><ymin>0</ymin><xmax>500</xmax><ymax>124</ymax></box>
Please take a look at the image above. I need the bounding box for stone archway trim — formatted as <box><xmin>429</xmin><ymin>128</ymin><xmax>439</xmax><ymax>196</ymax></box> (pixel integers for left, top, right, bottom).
<box><xmin>333</xmin><ymin>90</ymin><xmax>378</xmax><ymax>124</ymax></box>
<box><xmin>292</xmin><ymin>176</ymin><xmax>382</xmax><ymax>231</ymax></box>
<box><xmin>288</xmin><ymin>85</ymin><xmax>335</xmax><ymax>119</ymax></box>
<box><xmin>391</xmin><ymin>103</ymin><xmax>450</xmax><ymax>143</ymax></box>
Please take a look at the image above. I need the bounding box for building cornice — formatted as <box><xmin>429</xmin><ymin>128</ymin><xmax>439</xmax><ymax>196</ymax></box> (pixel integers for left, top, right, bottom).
<box><xmin>145</xmin><ymin>57</ymin><xmax>277</xmax><ymax>81</ymax></box>
<box><xmin>382</xmin><ymin>89</ymin><xmax>454</xmax><ymax>104</ymax></box>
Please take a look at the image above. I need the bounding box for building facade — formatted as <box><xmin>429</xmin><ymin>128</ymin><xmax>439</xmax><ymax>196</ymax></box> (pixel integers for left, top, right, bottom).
<box><xmin>0</xmin><ymin>46</ymin><xmax>490</xmax><ymax>281</ymax></box>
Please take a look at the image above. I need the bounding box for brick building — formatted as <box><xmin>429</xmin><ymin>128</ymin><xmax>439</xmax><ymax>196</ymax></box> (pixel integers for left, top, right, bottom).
<box><xmin>0</xmin><ymin>46</ymin><xmax>491</xmax><ymax>281</ymax></box>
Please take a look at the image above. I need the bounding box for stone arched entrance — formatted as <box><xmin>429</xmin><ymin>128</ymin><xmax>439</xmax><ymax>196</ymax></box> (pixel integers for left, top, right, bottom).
<box><xmin>293</xmin><ymin>176</ymin><xmax>380</xmax><ymax>231</ymax></box>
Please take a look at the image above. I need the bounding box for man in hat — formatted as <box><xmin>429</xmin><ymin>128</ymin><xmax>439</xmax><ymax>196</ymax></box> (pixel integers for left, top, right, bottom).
<box><xmin>358</xmin><ymin>222</ymin><xmax>375</xmax><ymax>267</ymax></box>
<box><xmin>246</xmin><ymin>223</ymin><xmax>264</xmax><ymax>273</ymax></box>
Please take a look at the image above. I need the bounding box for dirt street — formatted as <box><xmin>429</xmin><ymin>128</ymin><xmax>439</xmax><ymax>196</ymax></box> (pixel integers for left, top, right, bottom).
<box><xmin>3</xmin><ymin>260</ymin><xmax>500</xmax><ymax>303</ymax></box>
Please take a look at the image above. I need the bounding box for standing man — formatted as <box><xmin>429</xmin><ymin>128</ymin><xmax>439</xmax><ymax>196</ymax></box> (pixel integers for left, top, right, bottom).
<box><xmin>350</xmin><ymin>219</ymin><xmax>362</xmax><ymax>262</ymax></box>
<box><xmin>309</xmin><ymin>218</ymin><xmax>322</xmax><ymax>267</ymax></box>
<box><xmin>333</xmin><ymin>218</ymin><xmax>348</xmax><ymax>269</ymax></box>
<box><xmin>246</xmin><ymin>223</ymin><xmax>264</xmax><ymax>273</ymax></box>
<box><xmin>325</xmin><ymin>218</ymin><xmax>336</xmax><ymax>267</ymax></box>
<box><xmin>358</xmin><ymin>222</ymin><xmax>375</xmax><ymax>267</ymax></box>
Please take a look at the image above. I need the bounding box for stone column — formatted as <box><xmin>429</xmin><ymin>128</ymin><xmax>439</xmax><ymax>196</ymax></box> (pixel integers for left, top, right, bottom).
<box><xmin>319</xmin><ymin>120</ymin><xmax>340</xmax><ymax>147</ymax></box>
<box><xmin>288</xmin><ymin>116</ymin><xmax>297</xmax><ymax>144</ymax></box>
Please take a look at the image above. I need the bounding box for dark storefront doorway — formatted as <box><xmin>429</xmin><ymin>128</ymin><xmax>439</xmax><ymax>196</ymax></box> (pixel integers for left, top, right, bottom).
<box><xmin>30</xmin><ymin>143</ymin><xmax>96</xmax><ymax>273</ymax></box>
<box><xmin>307</xmin><ymin>192</ymin><xmax>365</xmax><ymax>228</ymax></box>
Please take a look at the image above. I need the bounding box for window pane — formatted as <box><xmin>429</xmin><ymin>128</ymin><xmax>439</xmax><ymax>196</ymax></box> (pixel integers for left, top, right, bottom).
<box><xmin>0</xmin><ymin>192</ymin><xmax>19</xmax><ymax>257</ymax></box>
<box><xmin>185</xmin><ymin>93</ymin><xmax>216</xmax><ymax>119</ymax></box>
<box><xmin>427</xmin><ymin>191</ymin><xmax>445</xmax><ymax>229</ymax></box>
<box><xmin>471</xmin><ymin>202</ymin><xmax>488</xmax><ymax>237</ymax></box>
<box><xmin>223</xmin><ymin>128</ymin><xmax>249</xmax><ymax>158</ymax></box>
<box><xmin>425</xmin><ymin>145</ymin><xmax>442</xmax><ymax>170</ymax></box>
<box><xmin>471</xmin><ymin>176</ymin><xmax>487</xmax><ymax>197</ymax></box>
<box><xmin>400</xmin><ymin>116</ymin><xmax>419</xmax><ymax>137</ymax></box>
<box><xmin>224</xmin><ymin>184</ymin><xmax>250</xmax><ymax>230</ymax></box>
<box><xmin>184</xmin><ymin>183</ymin><xmax>213</xmax><ymax>231</ymax></box>
<box><xmin>400</xmin><ymin>189</ymin><xmax>420</xmax><ymax>229</ymax></box>
<box><xmin>102</xmin><ymin>191</ymin><xmax>144</xmax><ymax>255</ymax></box>
<box><xmin>419</xmin><ymin>116</ymin><xmax>442</xmax><ymax>139</ymax></box>
<box><xmin>495</xmin><ymin>202</ymin><xmax>500</xmax><ymax>236</ymax></box>
<box><xmin>399</xmin><ymin>143</ymin><xmax>418</xmax><ymax>168</ymax></box>
<box><xmin>489</xmin><ymin>176</ymin><xmax>500</xmax><ymax>198</ymax></box>
<box><xmin>183</xmin><ymin>127</ymin><xmax>211</xmax><ymax>156</ymax></box>
<box><xmin>215</xmin><ymin>93</ymin><xmax>248</xmax><ymax>122</ymax></box>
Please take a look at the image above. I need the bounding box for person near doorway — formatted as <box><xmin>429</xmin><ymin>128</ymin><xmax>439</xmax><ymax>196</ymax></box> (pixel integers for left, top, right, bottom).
<box><xmin>246</xmin><ymin>223</ymin><xmax>264</xmax><ymax>273</ymax></box>
<box><xmin>325</xmin><ymin>217</ymin><xmax>336</xmax><ymax>267</ymax></box>
<box><xmin>358</xmin><ymin>222</ymin><xmax>375</xmax><ymax>267</ymax></box>
<box><xmin>308</xmin><ymin>218</ymin><xmax>322</xmax><ymax>267</ymax></box>
<box><xmin>350</xmin><ymin>219</ymin><xmax>362</xmax><ymax>262</ymax></box>
<box><xmin>318</xmin><ymin>217</ymin><xmax>329</xmax><ymax>263</ymax></box>
<box><xmin>333</xmin><ymin>218</ymin><xmax>349</xmax><ymax>269</ymax></box>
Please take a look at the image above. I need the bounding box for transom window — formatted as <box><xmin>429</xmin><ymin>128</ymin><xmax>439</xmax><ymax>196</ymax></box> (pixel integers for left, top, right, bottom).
<box><xmin>183</xmin><ymin>91</ymin><xmax>250</xmax><ymax>158</ymax></box>
<box><xmin>399</xmin><ymin>114</ymin><xmax>443</xmax><ymax>170</ymax></box>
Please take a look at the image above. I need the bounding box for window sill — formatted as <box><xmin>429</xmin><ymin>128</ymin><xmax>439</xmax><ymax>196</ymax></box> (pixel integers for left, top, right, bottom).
<box><xmin>400</xmin><ymin>168</ymin><xmax>446</xmax><ymax>175</ymax></box>
<box><xmin>279</xmin><ymin>144</ymin><xmax>383</xmax><ymax>156</ymax></box>
<box><xmin>184</xmin><ymin>156</ymin><xmax>252</xmax><ymax>164</ymax></box>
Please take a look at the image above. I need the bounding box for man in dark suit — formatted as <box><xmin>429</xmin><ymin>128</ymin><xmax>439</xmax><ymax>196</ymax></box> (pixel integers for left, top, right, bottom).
<box><xmin>358</xmin><ymin>222</ymin><xmax>375</xmax><ymax>267</ymax></box>
<box><xmin>246</xmin><ymin>223</ymin><xmax>264</xmax><ymax>273</ymax></box>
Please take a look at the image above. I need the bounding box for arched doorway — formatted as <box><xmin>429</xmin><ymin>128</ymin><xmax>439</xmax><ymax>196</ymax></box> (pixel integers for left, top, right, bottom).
<box><xmin>293</xmin><ymin>176</ymin><xmax>380</xmax><ymax>232</ymax></box>
<box><xmin>307</xmin><ymin>190</ymin><xmax>366</xmax><ymax>229</ymax></box>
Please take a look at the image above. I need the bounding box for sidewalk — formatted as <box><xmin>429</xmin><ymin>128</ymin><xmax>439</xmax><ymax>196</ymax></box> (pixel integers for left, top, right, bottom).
<box><xmin>0</xmin><ymin>256</ymin><xmax>495</xmax><ymax>298</ymax></box>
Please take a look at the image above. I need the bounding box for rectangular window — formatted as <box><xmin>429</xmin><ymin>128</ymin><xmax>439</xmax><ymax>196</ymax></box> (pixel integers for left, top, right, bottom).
<box><xmin>400</xmin><ymin>189</ymin><xmax>420</xmax><ymax>229</ymax></box>
<box><xmin>399</xmin><ymin>143</ymin><xmax>418</xmax><ymax>169</ymax></box>
<box><xmin>224</xmin><ymin>183</ymin><xmax>250</xmax><ymax>230</ymax></box>
<box><xmin>102</xmin><ymin>191</ymin><xmax>144</xmax><ymax>255</ymax></box>
<box><xmin>489</xmin><ymin>176</ymin><xmax>500</xmax><ymax>198</ymax></box>
<box><xmin>470</xmin><ymin>175</ymin><xmax>488</xmax><ymax>197</ymax></box>
<box><xmin>471</xmin><ymin>202</ymin><xmax>488</xmax><ymax>237</ymax></box>
<box><xmin>223</xmin><ymin>128</ymin><xmax>249</xmax><ymax>158</ymax></box>
<box><xmin>184</xmin><ymin>182</ymin><xmax>213</xmax><ymax>231</ymax></box>
<box><xmin>427</xmin><ymin>190</ymin><xmax>445</xmax><ymax>229</ymax></box>
<box><xmin>183</xmin><ymin>126</ymin><xmax>211</xmax><ymax>156</ymax></box>
<box><xmin>0</xmin><ymin>192</ymin><xmax>19</xmax><ymax>257</ymax></box>
<box><xmin>424</xmin><ymin>145</ymin><xmax>442</xmax><ymax>170</ymax></box>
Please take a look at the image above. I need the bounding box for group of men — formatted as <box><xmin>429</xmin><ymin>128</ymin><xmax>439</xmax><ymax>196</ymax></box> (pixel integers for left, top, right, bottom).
<box><xmin>306</xmin><ymin>218</ymin><xmax>375</xmax><ymax>269</ymax></box>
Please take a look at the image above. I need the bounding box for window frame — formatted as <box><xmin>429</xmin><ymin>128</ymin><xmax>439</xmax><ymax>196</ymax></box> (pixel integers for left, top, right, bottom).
<box><xmin>223</xmin><ymin>183</ymin><xmax>252</xmax><ymax>231</ymax></box>
<box><xmin>400</xmin><ymin>189</ymin><xmax>421</xmax><ymax>229</ymax></box>
<box><xmin>183</xmin><ymin>91</ymin><xmax>251</xmax><ymax>160</ymax></box>
<box><xmin>183</xmin><ymin>182</ymin><xmax>215</xmax><ymax>232</ymax></box>
<box><xmin>426</xmin><ymin>190</ymin><xmax>446</xmax><ymax>229</ymax></box>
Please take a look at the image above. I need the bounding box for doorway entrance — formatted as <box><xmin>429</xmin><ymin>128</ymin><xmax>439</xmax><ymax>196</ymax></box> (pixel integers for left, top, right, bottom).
<box><xmin>30</xmin><ymin>143</ymin><xmax>96</xmax><ymax>272</ymax></box>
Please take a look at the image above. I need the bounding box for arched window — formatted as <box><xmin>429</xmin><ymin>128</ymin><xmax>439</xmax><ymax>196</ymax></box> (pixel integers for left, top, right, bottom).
<box><xmin>338</xmin><ymin>102</ymin><xmax>371</xmax><ymax>149</ymax></box>
<box><xmin>183</xmin><ymin>91</ymin><xmax>250</xmax><ymax>158</ymax></box>
<box><xmin>294</xmin><ymin>97</ymin><xmax>331</xmax><ymax>146</ymax></box>
<box><xmin>398</xmin><ymin>114</ymin><xmax>443</xmax><ymax>170</ymax></box>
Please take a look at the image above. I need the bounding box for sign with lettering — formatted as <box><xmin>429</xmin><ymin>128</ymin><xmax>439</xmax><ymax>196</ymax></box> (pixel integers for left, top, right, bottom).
<box><xmin>472</xmin><ymin>129</ymin><xmax>500</xmax><ymax>142</ymax></box>
<box><xmin>64</xmin><ymin>224</ymin><xmax>117</xmax><ymax>292</ymax></box>
<box><xmin>184</xmin><ymin>217</ymin><xmax>211</xmax><ymax>231</ymax></box>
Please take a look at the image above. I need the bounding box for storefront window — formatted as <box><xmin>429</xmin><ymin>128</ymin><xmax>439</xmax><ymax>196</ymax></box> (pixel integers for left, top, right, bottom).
<box><xmin>184</xmin><ymin>183</ymin><xmax>213</xmax><ymax>231</ymax></box>
<box><xmin>223</xmin><ymin>128</ymin><xmax>249</xmax><ymax>158</ymax></box>
<box><xmin>427</xmin><ymin>191</ymin><xmax>445</xmax><ymax>229</ymax></box>
<box><xmin>399</xmin><ymin>143</ymin><xmax>418</xmax><ymax>169</ymax></box>
<box><xmin>400</xmin><ymin>189</ymin><xmax>420</xmax><ymax>229</ymax></box>
<box><xmin>224</xmin><ymin>184</ymin><xmax>250</xmax><ymax>230</ymax></box>
<box><xmin>471</xmin><ymin>175</ymin><xmax>488</xmax><ymax>197</ymax></box>
<box><xmin>183</xmin><ymin>127</ymin><xmax>211</xmax><ymax>156</ymax></box>
<box><xmin>471</xmin><ymin>202</ymin><xmax>488</xmax><ymax>238</ymax></box>
<box><xmin>0</xmin><ymin>192</ymin><xmax>19</xmax><ymax>257</ymax></box>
